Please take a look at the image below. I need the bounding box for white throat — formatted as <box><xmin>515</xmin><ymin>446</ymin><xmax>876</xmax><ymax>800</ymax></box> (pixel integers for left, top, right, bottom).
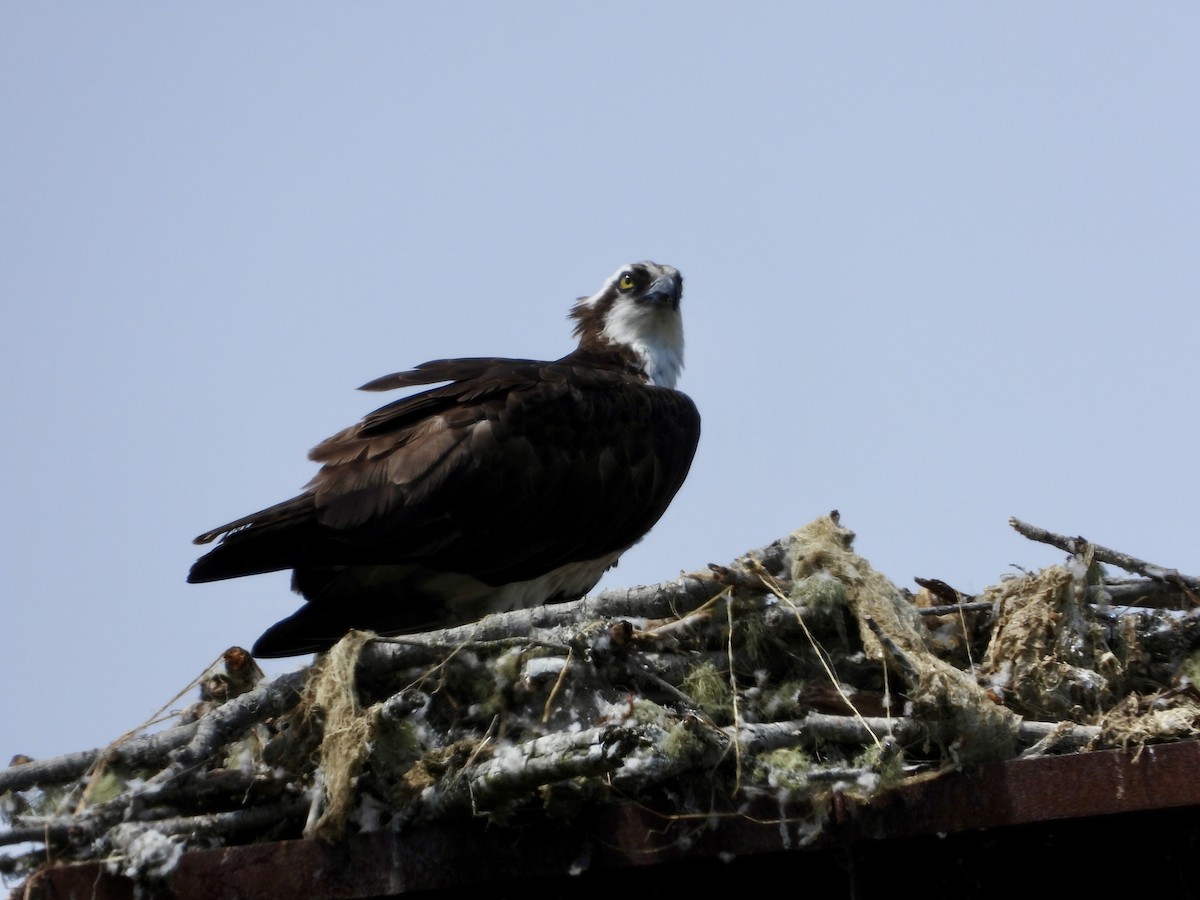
<box><xmin>600</xmin><ymin>296</ymin><xmax>685</xmax><ymax>389</ymax></box>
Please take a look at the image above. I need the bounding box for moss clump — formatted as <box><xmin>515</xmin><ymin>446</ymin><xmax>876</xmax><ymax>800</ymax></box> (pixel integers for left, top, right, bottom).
<box><xmin>790</xmin><ymin>573</ymin><xmax>848</xmax><ymax>615</ymax></box>
<box><xmin>682</xmin><ymin>661</ymin><xmax>733</xmax><ymax>722</ymax></box>
<box><xmin>756</xmin><ymin>747</ymin><xmax>819</xmax><ymax>794</ymax></box>
<box><xmin>852</xmin><ymin>738</ymin><xmax>905</xmax><ymax>791</ymax></box>
<box><xmin>370</xmin><ymin>715</ymin><xmax>423</xmax><ymax>776</ymax></box>
<box><xmin>660</xmin><ymin>719</ymin><xmax>705</xmax><ymax>762</ymax></box>
<box><xmin>1178</xmin><ymin>650</ymin><xmax>1200</xmax><ymax>686</ymax></box>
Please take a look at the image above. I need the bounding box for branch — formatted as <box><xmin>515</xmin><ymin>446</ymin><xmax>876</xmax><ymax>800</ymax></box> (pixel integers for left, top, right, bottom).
<box><xmin>0</xmin><ymin>669</ymin><xmax>306</xmax><ymax>796</ymax></box>
<box><xmin>0</xmin><ymin>725</ymin><xmax>199</xmax><ymax>796</ymax></box>
<box><xmin>3</xmin><ymin>796</ymin><xmax>309</xmax><ymax>850</ymax></box>
<box><xmin>417</xmin><ymin>724</ymin><xmax>640</xmax><ymax>818</ymax></box>
<box><xmin>1009</xmin><ymin>517</ymin><xmax>1200</xmax><ymax>592</ymax></box>
<box><xmin>728</xmin><ymin>715</ymin><xmax>926</xmax><ymax>753</ymax></box>
<box><xmin>145</xmin><ymin>669</ymin><xmax>306</xmax><ymax>789</ymax></box>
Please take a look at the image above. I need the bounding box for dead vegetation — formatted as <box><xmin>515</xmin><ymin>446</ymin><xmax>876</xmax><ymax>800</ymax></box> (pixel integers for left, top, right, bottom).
<box><xmin>4</xmin><ymin>512</ymin><xmax>1200</xmax><ymax>891</ymax></box>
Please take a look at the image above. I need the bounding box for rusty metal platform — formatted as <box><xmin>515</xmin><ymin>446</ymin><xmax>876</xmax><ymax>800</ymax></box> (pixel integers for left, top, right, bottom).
<box><xmin>16</xmin><ymin>740</ymin><xmax>1200</xmax><ymax>899</ymax></box>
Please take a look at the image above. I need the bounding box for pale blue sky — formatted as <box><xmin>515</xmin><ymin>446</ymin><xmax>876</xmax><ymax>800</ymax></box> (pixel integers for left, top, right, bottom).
<box><xmin>3</xmin><ymin>4</ymin><xmax>1197</xmax><ymax>764</ymax></box>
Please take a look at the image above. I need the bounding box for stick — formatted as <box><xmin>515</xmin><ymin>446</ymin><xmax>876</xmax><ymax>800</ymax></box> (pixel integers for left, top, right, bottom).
<box><xmin>0</xmin><ymin>669</ymin><xmax>306</xmax><ymax>796</ymax></box>
<box><xmin>148</xmin><ymin>669</ymin><xmax>306</xmax><ymax>787</ymax></box>
<box><xmin>1009</xmin><ymin>517</ymin><xmax>1200</xmax><ymax>591</ymax></box>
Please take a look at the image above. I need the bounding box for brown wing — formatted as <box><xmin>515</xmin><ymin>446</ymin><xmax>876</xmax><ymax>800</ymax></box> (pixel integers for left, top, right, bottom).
<box><xmin>188</xmin><ymin>355</ymin><xmax>700</xmax><ymax>587</ymax></box>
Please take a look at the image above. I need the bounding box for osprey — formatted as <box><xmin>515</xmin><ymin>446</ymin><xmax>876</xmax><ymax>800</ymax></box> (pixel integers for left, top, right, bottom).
<box><xmin>189</xmin><ymin>261</ymin><xmax>701</xmax><ymax>658</ymax></box>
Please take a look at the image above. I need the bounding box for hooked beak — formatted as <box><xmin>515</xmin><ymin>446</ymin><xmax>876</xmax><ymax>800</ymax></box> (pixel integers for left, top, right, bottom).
<box><xmin>641</xmin><ymin>272</ymin><xmax>682</xmax><ymax>310</ymax></box>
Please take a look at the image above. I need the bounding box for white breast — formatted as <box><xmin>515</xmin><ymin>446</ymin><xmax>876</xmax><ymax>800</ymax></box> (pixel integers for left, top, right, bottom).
<box><xmin>471</xmin><ymin>550</ymin><xmax>627</xmax><ymax>616</ymax></box>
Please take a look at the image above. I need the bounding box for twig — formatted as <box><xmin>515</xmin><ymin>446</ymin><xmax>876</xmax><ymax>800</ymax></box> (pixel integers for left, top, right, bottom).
<box><xmin>0</xmin><ymin>669</ymin><xmax>305</xmax><ymax>799</ymax></box>
<box><xmin>917</xmin><ymin>601</ymin><xmax>993</xmax><ymax>616</ymax></box>
<box><xmin>758</xmin><ymin>571</ymin><xmax>883</xmax><ymax>749</ymax></box>
<box><xmin>9</xmin><ymin>797</ymin><xmax>310</xmax><ymax>851</ymax></box>
<box><xmin>542</xmin><ymin>646</ymin><xmax>574</xmax><ymax>723</ymax></box>
<box><xmin>1095</xmin><ymin>578</ymin><xmax>1194</xmax><ymax>609</ymax></box>
<box><xmin>1009</xmin><ymin>517</ymin><xmax>1200</xmax><ymax>592</ymax></box>
<box><xmin>1017</xmin><ymin>720</ymin><xmax>1100</xmax><ymax>756</ymax></box>
<box><xmin>145</xmin><ymin>669</ymin><xmax>307</xmax><ymax>789</ymax></box>
<box><xmin>729</xmin><ymin>715</ymin><xmax>927</xmax><ymax>754</ymax></box>
<box><xmin>0</xmin><ymin>725</ymin><xmax>199</xmax><ymax>795</ymax></box>
<box><xmin>363</xmin><ymin>537</ymin><xmax>791</xmax><ymax>665</ymax></box>
<box><xmin>725</xmin><ymin>591</ymin><xmax>744</xmax><ymax>793</ymax></box>
<box><xmin>419</xmin><ymin>724</ymin><xmax>639</xmax><ymax>818</ymax></box>
<box><xmin>358</xmin><ymin>573</ymin><xmax>725</xmax><ymax>673</ymax></box>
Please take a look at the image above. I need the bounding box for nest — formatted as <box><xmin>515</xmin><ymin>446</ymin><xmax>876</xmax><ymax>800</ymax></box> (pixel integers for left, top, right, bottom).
<box><xmin>4</xmin><ymin>512</ymin><xmax>1200</xmax><ymax>891</ymax></box>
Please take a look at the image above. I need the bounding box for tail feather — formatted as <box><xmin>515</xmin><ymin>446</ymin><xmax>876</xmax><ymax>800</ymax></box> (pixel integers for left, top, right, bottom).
<box><xmin>251</xmin><ymin>579</ymin><xmax>448</xmax><ymax>657</ymax></box>
<box><xmin>188</xmin><ymin>495</ymin><xmax>317</xmax><ymax>583</ymax></box>
<box><xmin>192</xmin><ymin>494</ymin><xmax>314</xmax><ymax>546</ymax></box>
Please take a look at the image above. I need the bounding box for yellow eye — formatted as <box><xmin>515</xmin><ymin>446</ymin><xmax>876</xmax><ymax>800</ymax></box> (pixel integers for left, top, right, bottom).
<box><xmin>618</xmin><ymin>272</ymin><xmax>636</xmax><ymax>291</ymax></box>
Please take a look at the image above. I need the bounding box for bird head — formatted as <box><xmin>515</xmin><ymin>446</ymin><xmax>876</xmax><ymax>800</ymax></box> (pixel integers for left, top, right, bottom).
<box><xmin>569</xmin><ymin>261</ymin><xmax>685</xmax><ymax>389</ymax></box>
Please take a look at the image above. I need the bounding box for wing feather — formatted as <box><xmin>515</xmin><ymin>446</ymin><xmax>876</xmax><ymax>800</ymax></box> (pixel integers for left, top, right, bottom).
<box><xmin>190</xmin><ymin>356</ymin><xmax>700</xmax><ymax>595</ymax></box>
